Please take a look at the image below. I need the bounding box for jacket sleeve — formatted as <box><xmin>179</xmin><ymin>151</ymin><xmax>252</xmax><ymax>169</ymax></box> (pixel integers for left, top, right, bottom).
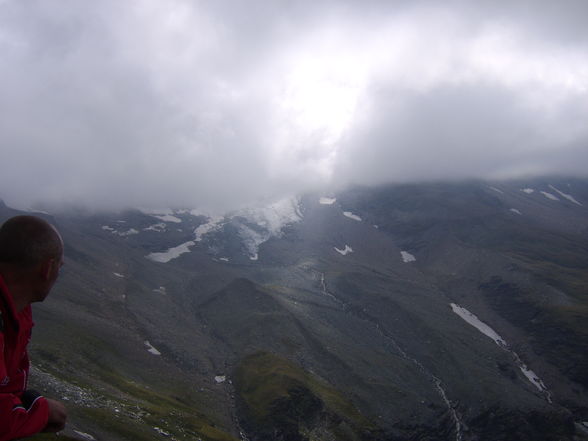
<box><xmin>0</xmin><ymin>333</ymin><xmax>50</xmax><ymax>440</ymax></box>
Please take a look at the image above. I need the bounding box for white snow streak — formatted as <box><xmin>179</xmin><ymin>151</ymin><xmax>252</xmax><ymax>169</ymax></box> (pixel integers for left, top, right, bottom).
<box><xmin>521</xmin><ymin>188</ymin><xmax>535</xmax><ymax>194</ymax></box>
<box><xmin>549</xmin><ymin>185</ymin><xmax>582</xmax><ymax>206</ymax></box>
<box><xmin>540</xmin><ymin>191</ymin><xmax>559</xmax><ymax>201</ymax></box>
<box><xmin>450</xmin><ymin>303</ymin><xmax>551</xmax><ymax>399</ymax></box>
<box><xmin>489</xmin><ymin>186</ymin><xmax>504</xmax><ymax>194</ymax></box>
<box><xmin>519</xmin><ymin>363</ymin><xmax>549</xmax><ymax>393</ymax></box>
<box><xmin>334</xmin><ymin>245</ymin><xmax>353</xmax><ymax>255</ymax></box>
<box><xmin>401</xmin><ymin>251</ymin><xmax>416</xmax><ymax>263</ymax></box>
<box><xmin>144</xmin><ymin>340</ymin><xmax>161</xmax><ymax>356</ymax></box>
<box><xmin>74</xmin><ymin>431</ymin><xmax>96</xmax><ymax>441</ymax></box>
<box><xmin>343</xmin><ymin>211</ymin><xmax>362</xmax><ymax>221</ymax></box>
<box><xmin>215</xmin><ymin>375</ymin><xmax>226</xmax><ymax>384</ymax></box>
<box><xmin>195</xmin><ymin>216</ymin><xmax>224</xmax><ymax>241</ymax></box>
<box><xmin>152</xmin><ymin>214</ymin><xmax>182</xmax><ymax>223</ymax></box>
<box><xmin>450</xmin><ymin>304</ymin><xmax>506</xmax><ymax>346</ymax></box>
<box><xmin>146</xmin><ymin>215</ymin><xmax>224</xmax><ymax>263</ymax></box>
<box><xmin>113</xmin><ymin>272</ymin><xmax>124</xmax><ymax>278</ymax></box>
<box><xmin>319</xmin><ymin>197</ymin><xmax>336</xmax><ymax>205</ymax></box>
<box><xmin>144</xmin><ymin>223</ymin><xmax>166</xmax><ymax>232</ymax></box>
<box><xmin>146</xmin><ymin>241</ymin><xmax>195</xmax><ymax>263</ymax></box>
<box><xmin>509</xmin><ymin>208</ymin><xmax>522</xmax><ymax>215</ymax></box>
<box><xmin>117</xmin><ymin>228</ymin><xmax>139</xmax><ymax>236</ymax></box>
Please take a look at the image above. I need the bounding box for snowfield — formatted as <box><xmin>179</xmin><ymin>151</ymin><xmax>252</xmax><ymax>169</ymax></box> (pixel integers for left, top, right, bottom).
<box><xmin>144</xmin><ymin>340</ymin><xmax>161</xmax><ymax>356</ymax></box>
<box><xmin>147</xmin><ymin>241</ymin><xmax>195</xmax><ymax>263</ymax></box>
<box><xmin>540</xmin><ymin>191</ymin><xmax>559</xmax><ymax>201</ymax></box>
<box><xmin>343</xmin><ymin>211</ymin><xmax>362</xmax><ymax>221</ymax></box>
<box><xmin>152</xmin><ymin>214</ymin><xmax>182</xmax><ymax>223</ymax></box>
<box><xmin>334</xmin><ymin>245</ymin><xmax>353</xmax><ymax>255</ymax></box>
<box><xmin>549</xmin><ymin>185</ymin><xmax>582</xmax><ymax>206</ymax></box>
<box><xmin>450</xmin><ymin>304</ymin><xmax>506</xmax><ymax>346</ymax></box>
<box><xmin>144</xmin><ymin>223</ymin><xmax>167</xmax><ymax>232</ymax></box>
<box><xmin>450</xmin><ymin>303</ymin><xmax>550</xmax><ymax>398</ymax></box>
<box><xmin>319</xmin><ymin>197</ymin><xmax>336</xmax><ymax>205</ymax></box>
<box><xmin>195</xmin><ymin>216</ymin><xmax>225</xmax><ymax>241</ymax></box>
<box><xmin>400</xmin><ymin>251</ymin><xmax>416</xmax><ymax>263</ymax></box>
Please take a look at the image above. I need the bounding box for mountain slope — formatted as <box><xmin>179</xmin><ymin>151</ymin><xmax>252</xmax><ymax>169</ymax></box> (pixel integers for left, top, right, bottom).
<box><xmin>1</xmin><ymin>177</ymin><xmax>587</xmax><ymax>440</ymax></box>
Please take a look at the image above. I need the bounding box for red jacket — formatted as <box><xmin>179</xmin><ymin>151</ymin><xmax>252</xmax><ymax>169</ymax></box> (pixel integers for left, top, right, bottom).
<box><xmin>0</xmin><ymin>274</ymin><xmax>49</xmax><ymax>440</ymax></box>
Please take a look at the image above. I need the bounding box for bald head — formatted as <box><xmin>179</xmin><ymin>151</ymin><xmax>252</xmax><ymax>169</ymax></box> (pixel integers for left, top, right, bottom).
<box><xmin>0</xmin><ymin>216</ymin><xmax>63</xmax><ymax>269</ymax></box>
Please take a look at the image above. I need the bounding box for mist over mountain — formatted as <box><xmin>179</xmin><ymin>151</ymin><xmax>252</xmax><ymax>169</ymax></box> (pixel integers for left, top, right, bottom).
<box><xmin>1</xmin><ymin>0</ymin><xmax>588</xmax><ymax>211</ymax></box>
<box><xmin>2</xmin><ymin>176</ymin><xmax>587</xmax><ymax>441</ymax></box>
<box><xmin>1</xmin><ymin>2</ymin><xmax>588</xmax><ymax>438</ymax></box>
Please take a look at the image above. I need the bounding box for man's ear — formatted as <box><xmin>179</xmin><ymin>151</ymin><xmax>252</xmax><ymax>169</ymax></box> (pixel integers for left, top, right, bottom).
<box><xmin>39</xmin><ymin>258</ymin><xmax>55</xmax><ymax>281</ymax></box>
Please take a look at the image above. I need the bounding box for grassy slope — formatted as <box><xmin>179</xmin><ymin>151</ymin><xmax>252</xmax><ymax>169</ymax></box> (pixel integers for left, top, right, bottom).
<box><xmin>235</xmin><ymin>351</ymin><xmax>378</xmax><ymax>441</ymax></box>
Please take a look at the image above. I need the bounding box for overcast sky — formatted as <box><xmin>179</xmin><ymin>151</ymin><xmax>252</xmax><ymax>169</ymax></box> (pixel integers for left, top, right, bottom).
<box><xmin>1</xmin><ymin>0</ymin><xmax>587</xmax><ymax>211</ymax></box>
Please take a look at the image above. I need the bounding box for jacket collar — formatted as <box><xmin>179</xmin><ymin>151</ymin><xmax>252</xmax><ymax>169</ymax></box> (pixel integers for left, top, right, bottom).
<box><xmin>0</xmin><ymin>273</ymin><xmax>19</xmax><ymax>331</ymax></box>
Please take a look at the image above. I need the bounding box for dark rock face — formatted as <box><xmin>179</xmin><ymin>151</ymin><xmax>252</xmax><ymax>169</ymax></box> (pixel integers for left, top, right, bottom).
<box><xmin>4</xmin><ymin>177</ymin><xmax>587</xmax><ymax>441</ymax></box>
<box><xmin>480</xmin><ymin>277</ymin><xmax>588</xmax><ymax>390</ymax></box>
<box><xmin>468</xmin><ymin>406</ymin><xmax>575</xmax><ymax>441</ymax></box>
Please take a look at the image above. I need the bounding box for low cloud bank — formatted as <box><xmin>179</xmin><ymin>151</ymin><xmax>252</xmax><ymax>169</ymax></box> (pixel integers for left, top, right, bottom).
<box><xmin>1</xmin><ymin>0</ymin><xmax>586</xmax><ymax>211</ymax></box>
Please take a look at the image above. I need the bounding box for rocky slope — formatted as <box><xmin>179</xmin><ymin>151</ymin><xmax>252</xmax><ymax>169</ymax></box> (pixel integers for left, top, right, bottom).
<box><xmin>1</xmin><ymin>177</ymin><xmax>587</xmax><ymax>441</ymax></box>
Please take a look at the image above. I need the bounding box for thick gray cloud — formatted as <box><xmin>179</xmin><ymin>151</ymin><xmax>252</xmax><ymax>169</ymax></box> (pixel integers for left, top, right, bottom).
<box><xmin>0</xmin><ymin>0</ymin><xmax>587</xmax><ymax>210</ymax></box>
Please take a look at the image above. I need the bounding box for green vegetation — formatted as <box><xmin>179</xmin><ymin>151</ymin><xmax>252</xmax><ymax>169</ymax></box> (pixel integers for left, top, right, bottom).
<box><xmin>235</xmin><ymin>351</ymin><xmax>376</xmax><ymax>441</ymax></box>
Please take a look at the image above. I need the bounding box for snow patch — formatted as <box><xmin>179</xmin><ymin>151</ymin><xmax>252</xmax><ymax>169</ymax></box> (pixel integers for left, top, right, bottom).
<box><xmin>144</xmin><ymin>223</ymin><xmax>166</xmax><ymax>232</ymax></box>
<box><xmin>74</xmin><ymin>430</ymin><xmax>96</xmax><ymax>441</ymax></box>
<box><xmin>519</xmin><ymin>364</ymin><xmax>549</xmax><ymax>394</ymax></box>
<box><xmin>509</xmin><ymin>208</ymin><xmax>522</xmax><ymax>215</ymax></box>
<box><xmin>146</xmin><ymin>241</ymin><xmax>195</xmax><ymax>263</ymax></box>
<box><xmin>153</xmin><ymin>427</ymin><xmax>170</xmax><ymax>436</ymax></box>
<box><xmin>343</xmin><ymin>211</ymin><xmax>362</xmax><ymax>221</ymax></box>
<box><xmin>219</xmin><ymin>257</ymin><xmax>229</xmax><ymax>262</ymax></box>
<box><xmin>117</xmin><ymin>228</ymin><xmax>139</xmax><ymax>236</ymax></box>
<box><xmin>144</xmin><ymin>340</ymin><xmax>161</xmax><ymax>356</ymax></box>
<box><xmin>549</xmin><ymin>185</ymin><xmax>582</xmax><ymax>206</ymax></box>
<box><xmin>101</xmin><ymin>225</ymin><xmax>114</xmax><ymax>231</ymax></box>
<box><xmin>153</xmin><ymin>286</ymin><xmax>167</xmax><ymax>295</ymax></box>
<box><xmin>152</xmin><ymin>214</ymin><xmax>182</xmax><ymax>223</ymax></box>
<box><xmin>488</xmin><ymin>186</ymin><xmax>504</xmax><ymax>194</ymax></box>
<box><xmin>450</xmin><ymin>304</ymin><xmax>506</xmax><ymax>346</ymax></box>
<box><xmin>319</xmin><ymin>197</ymin><xmax>336</xmax><ymax>205</ymax></box>
<box><xmin>215</xmin><ymin>375</ymin><xmax>226</xmax><ymax>383</ymax></box>
<box><xmin>401</xmin><ymin>251</ymin><xmax>416</xmax><ymax>263</ymax></box>
<box><xmin>450</xmin><ymin>303</ymin><xmax>550</xmax><ymax>398</ymax></box>
<box><xmin>113</xmin><ymin>272</ymin><xmax>124</xmax><ymax>278</ymax></box>
<box><xmin>334</xmin><ymin>245</ymin><xmax>353</xmax><ymax>255</ymax></box>
<box><xmin>541</xmin><ymin>191</ymin><xmax>559</xmax><ymax>201</ymax></box>
<box><xmin>195</xmin><ymin>216</ymin><xmax>225</xmax><ymax>241</ymax></box>
<box><xmin>145</xmin><ymin>197</ymin><xmax>301</xmax><ymax>263</ymax></box>
<box><xmin>521</xmin><ymin>188</ymin><xmax>535</xmax><ymax>194</ymax></box>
